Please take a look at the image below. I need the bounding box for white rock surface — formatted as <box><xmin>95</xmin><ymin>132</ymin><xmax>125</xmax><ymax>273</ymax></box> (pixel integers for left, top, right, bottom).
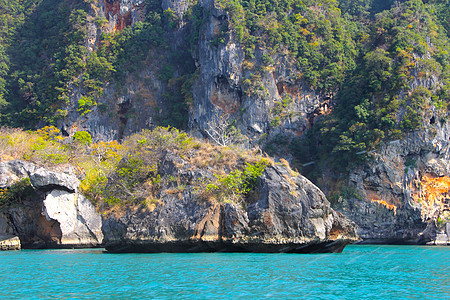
<box><xmin>43</xmin><ymin>190</ymin><xmax>103</xmax><ymax>246</ymax></box>
<box><xmin>29</xmin><ymin>167</ymin><xmax>79</xmax><ymax>191</ymax></box>
<box><xmin>0</xmin><ymin>234</ymin><xmax>20</xmax><ymax>250</ymax></box>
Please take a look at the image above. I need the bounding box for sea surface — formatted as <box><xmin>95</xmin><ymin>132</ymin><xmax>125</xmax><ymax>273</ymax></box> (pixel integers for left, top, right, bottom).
<box><xmin>1</xmin><ymin>245</ymin><xmax>448</xmax><ymax>299</ymax></box>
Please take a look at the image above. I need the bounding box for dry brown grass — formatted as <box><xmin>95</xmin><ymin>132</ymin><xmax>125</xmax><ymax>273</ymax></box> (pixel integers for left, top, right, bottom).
<box><xmin>0</xmin><ymin>127</ymin><xmax>30</xmax><ymax>161</ymax></box>
<box><xmin>2</xmin><ymin>126</ymin><xmax>273</xmax><ymax>213</ymax></box>
<box><xmin>187</xmin><ymin>142</ymin><xmax>269</xmax><ymax>177</ymax></box>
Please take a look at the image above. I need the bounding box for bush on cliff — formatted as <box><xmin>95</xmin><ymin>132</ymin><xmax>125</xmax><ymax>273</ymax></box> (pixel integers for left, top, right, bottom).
<box><xmin>206</xmin><ymin>161</ymin><xmax>267</xmax><ymax>204</ymax></box>
<box><xmin>291</xmin><ymin>0</ymin><xmax>450</xmax><ymax>174</ymax></box>
<box><xmin>0</xmin><ymin>178</ymin><xmax>34</xmax><ymax>207</ymax></box>
<box><xmin>89</xmin><ymin>127</ymin><xmax>270</xmax><ymax>211</ymax></box>
<box><xmin>0</xmin><ymin>126</ymin><xmax>272</xmax><ymax>212</ymax></box>
<box><xmin>216</xmin><ymin>0</ymin><xmax>358</xmax><ymax>93</ymax></box>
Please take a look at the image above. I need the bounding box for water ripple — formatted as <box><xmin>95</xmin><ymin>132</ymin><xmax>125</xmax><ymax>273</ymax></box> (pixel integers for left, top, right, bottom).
<box><xmin>0</xmin><ymin>245</ymin><xmax>448</xmax><ymax>299</ymax></box>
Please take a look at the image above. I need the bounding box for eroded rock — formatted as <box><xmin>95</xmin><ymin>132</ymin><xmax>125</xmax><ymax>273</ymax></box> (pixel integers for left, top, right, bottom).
<box><xmin>340</xmin><ymin>122</ymin><xmax>450</xmax><ymax>245</ymax></box>
<box><xmin>103</xmin><ymin>162</ymin><xmax>358</xmax><ymax>253</ymax></box>
<box><xmin>0</xmin><ymin>234</ymin><xmax>20</xmax><ymax>251</ymax></box>
<box><xmin>0</xmin><ymin>160</ymin><xmax>79</xmax><ymax>191</ymax></box>
<box><xmin>43</xmin><ymin>190</ymin><xmax>103</xmax><ymax>247</ymax></box>
<box><xmin>0</xmin><ymin>160</ymin><xmax>103</xmax><ymax>249</ymax></box>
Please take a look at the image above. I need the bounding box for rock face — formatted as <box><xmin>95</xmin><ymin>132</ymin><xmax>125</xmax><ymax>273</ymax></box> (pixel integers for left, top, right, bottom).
<box><xmin>43</xmin><ymin>190</ymin><xmax>103</xmax><ymax>246</ymax></box>
<box><xmin>0</xmin><ymin>234</ymin><xmax>20</xmax><ymax>251</ymax></box>
<box><xmin>0</xmin><ymin>160</ymin><xmax>103</xmax><ymax>249</ymax></box>
<box><xmin>60</xmin><ymin>0</ymin><xmax>159</xmax><ymax>141</ymax></box>
<box><xmin>1</xmin><ymin>158</ymin><xmax>357</xmax><ymax>252</ymax></box>
<box><xmin>337</xmin><ymin>122</ymin><xmax>450</xmax><ymax>245</ymax></box>
<box><xmin>103</xmin><ymin>159</ymin><xmax>358</xmax><ymax>253</ymax></box>
<box><xmin>59</xmin><ymin>0</ymin><xmax>328</xmax><ymax>145</ymax></box>
<box><xmin>191</xmin><ymin>0</ymin><xmax>328</xmax><ymax>143</ymax></box>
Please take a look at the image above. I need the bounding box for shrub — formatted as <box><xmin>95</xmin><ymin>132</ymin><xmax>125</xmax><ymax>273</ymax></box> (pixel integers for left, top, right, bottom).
<box><xmin>1</xmin><ymin>126</ymin><xmax>272</xmax><ymax>211</ymax></box>
<box><xmin>73</xmin><ymin>131</ymin><xmax>92</xmax><ymax>146</ymax></box>
<box><xmin>0</xmin><ymin>178</ymin><xmax>34</xmax><ymax>207</ymax></box>
<box><xmin>206</xmin><ymin>160</ymin><xmax>268</xmax><ymax>203</ymax></box>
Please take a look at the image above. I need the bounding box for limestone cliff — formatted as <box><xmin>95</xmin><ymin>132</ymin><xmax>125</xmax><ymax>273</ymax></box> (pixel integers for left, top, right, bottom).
<box><xmin>190</xmin><ymin>0</ymin><xmax>329</xmax><ymax>144</ymax></box>
<box><xmin>102</xmin><ymin>154</ymin><xmax>357</xmax><ymax>253</ymax></box>
<box><xmin>48</xmin><ymin>0</ymin><xmax>449</xmax><ymax>246</ymax></box>
<box><xmin>59</xmin><ymin>0</ymin><xmax>161</xmax><ymax>141</ymax></box>
<box><xmin>0</xmin><ymin>157</ymin><xmax>357</xmax><ymax>252</ymax></box>
<box><xmin>335</xmin><ymin>122</ymin><xmax>450</xmax><ymax>245</ymax></box>
<box><xmin>58</xmin><ymin>0</ymin><xmax>329</xmax><ymax>145</ymax></box>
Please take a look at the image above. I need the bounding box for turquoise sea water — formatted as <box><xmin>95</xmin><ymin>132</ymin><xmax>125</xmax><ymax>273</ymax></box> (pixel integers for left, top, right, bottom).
<box><xmin>1</xmin><ymin>245</ymin><xmax>448</xmax><ymax>299</ymax></box>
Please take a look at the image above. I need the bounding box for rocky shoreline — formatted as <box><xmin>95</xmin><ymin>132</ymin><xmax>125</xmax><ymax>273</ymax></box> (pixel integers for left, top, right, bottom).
<box><xmin>1</xmin><ymin>157</ymin><xmax>448</xmax><ymax>253</ymax></box>
<box><xmin>0</xmin><ymin>234</ymin><xmax>20</xmax><ymax>251</ymax></box>
<box><xmin>1</xmin><ymin>159</ymin><xmax>358</xmax><ymax>253</ymax></box>
<box><xmin>104</xmin><ymin>240</ymin><xmax>354</xmax><ymax>254</ymax></box>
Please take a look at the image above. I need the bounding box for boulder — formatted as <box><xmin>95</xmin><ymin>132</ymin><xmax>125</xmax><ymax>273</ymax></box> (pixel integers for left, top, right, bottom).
<box><xmin>103</xmin><ymin>163</ymin><xmax>358</xmax><ymax>253</ymax></box>
<box><xmin>0</xmin><ymin>160</ymin><xmax>34</xmax><ymax>188</ymax></box>
<box><xmin>0</xmin><ymin>160</ymin><xmax>103</xmax><ymax>248</ymax></box>
<box><xmin>29</xmin><ymin>168</ymin><xmax>79</xmax><ymax>192</ymax></box>
<box><xmin>0</xmin><ymin>160</ymin><xmax>79</xmax><ymax>191</ymax></box>
<box><xmin>0</xmin><ymin>234</ymin><xmax>21</xmax><ymax>251</ymax></box>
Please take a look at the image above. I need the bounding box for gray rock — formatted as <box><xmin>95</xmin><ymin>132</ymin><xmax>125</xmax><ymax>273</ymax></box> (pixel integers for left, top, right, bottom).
<box><xmin>58</xmin><ymin>0</ymin><xmax>330</xmax><ymax>148</ymax></box>
<box><xmin>0</xmin><ymin>212</ymin><xmax>15</xmax><ymax>235</ymax></box>
<box><xmin>0</xmin><ymin>160</ymin><xmax>103</xmax><ymax>248</ymax></box>
<box><xmin>29</xmin><ymin>167</ymin><xmax>79</xmax><ymax>192</ymax></box>
<box><xmin>103</xmin><ymin>162</ymin><xmax>358</xmax><ymax>253</ymax></box>
<box><xmin>246</xmin><ymin>165</ymin><xmax>356</xmax><ymax>245</ymax></box>
<box><xmin>0</xmin><ymin>160</ymin><xmax>34</xmax><ymax>188</ymax></box>
<box><xmin>340</xmin><ymin>121</ymin><xmax>450</xmax><ymax>245</ymax></box>
<box><xmin>0</xmin><ymin>160</ymin><xmax>79</xmax><ymax>191</ymax></box>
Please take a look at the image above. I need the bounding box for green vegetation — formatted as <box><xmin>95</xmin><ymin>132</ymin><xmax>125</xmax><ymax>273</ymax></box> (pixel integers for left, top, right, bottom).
<box><xmin>73</xmin><ymin>130</ymin><xmax>92</xmax><ymax>145</ymax></box>
<box><xmin>211</xmin><ymin>0</ymin><xmax>448</xmax><ymax>176</ymax></box>
<box><xmin>289</xmin><ymin>0</ymin><xmax>450</xmax><ymax>174</ymax></box>
<box><xmin>0</xmin><ymin>0</ymin><xmax>195</xmax><ymax>129</ymax></box>
<box><xmin>206</xmin><ymin>161</ymin><xmax>267</xmax><ymax>203</ymax></box>
<box><xmin>0</xmin><ymin>178</ymin><xmax>34</xmax><ymax>207</ymax></box>
<box><xmin>0</xmin><ymin>126</ymin><xmax>271</xmax><ymax>211</ymax></box>
<box><xmin>404</xmin><ymin>157</ymin><xmax>417</xmax><ymax>172</ymax></box>
<box><xmin>95</xmin><ymin>4</ymin><xmax>164</xmax><ymax>81</ymax></box>
<box><xmin>0</xmin><ymin>0</ymin><xmax>91</xmax><ymax>127</ymax></box>
<box><xmin>0</xmin><ymin>0</ymin><xmax>448</xmax><ymax>180</ymax></box>
<box><xmin>217</xmin><ymin>0</ymin><xmax>358</xmax><ymax>92</ymax></box>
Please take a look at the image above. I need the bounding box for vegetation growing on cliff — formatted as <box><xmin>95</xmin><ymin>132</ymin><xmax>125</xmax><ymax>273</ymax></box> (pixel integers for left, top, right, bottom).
<box><xmin>217</xmin><ymin>0</ymin><xmax>359</xmax><ymax>92</ymax></box>
<box><xmin>0</xmin><ymin>126</ymin><xmax>270</xmax><ymax>211</ymax></box>
<box><xmin>292</xmin><ymin>0</ymin><xmax>449</xmax><ymax>172</ymax></box>
<box><xmin>0</xmin><ymin>0</ymin><xmax>448</xmax><ymax>177</ymax></box>
<box><xmin>0</xmin><ymin>0</ymin><xmax>194</xmax><ymax>129</ymax></box>
<box><xmin>0</xmin><ymin>0</ymin><xmax>91</xmax><ymax>127</ymax></box>
<box><xmin>0</xmin><ymin>178</ymin><xmax>34</xmax><ymax>207</ymax></box>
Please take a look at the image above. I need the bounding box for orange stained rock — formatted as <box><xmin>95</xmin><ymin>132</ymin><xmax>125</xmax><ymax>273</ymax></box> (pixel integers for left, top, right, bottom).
<box><xmin>411</xmin><ymin>174</ymin><xmax>450</xmax><ymax>208</ymax></box>
<box><xmin>371</xmin><ymin>198</ymin><xmax>398</xmax><ymax>215</ymax></box>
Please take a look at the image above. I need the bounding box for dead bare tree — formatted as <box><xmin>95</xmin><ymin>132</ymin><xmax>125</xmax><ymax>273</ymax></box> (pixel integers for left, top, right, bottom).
<box><xmin>204</xmin><ymin>114</ymin><xmax>242</xmax><ymax>147</ymax></box>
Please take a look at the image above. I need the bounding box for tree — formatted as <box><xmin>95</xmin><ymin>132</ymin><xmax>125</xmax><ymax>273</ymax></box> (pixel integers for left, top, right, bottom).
<box><xmin>204</xmin><ymin>114</ymin><xmax>244</xmax><ymax>147</ymax></box>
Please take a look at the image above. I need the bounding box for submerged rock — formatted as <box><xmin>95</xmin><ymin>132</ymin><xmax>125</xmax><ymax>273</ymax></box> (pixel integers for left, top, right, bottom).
<box><xmin>103</xmin><ymin>164</ymin><xmax>358</xmax><ymax>253</ymax></box>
